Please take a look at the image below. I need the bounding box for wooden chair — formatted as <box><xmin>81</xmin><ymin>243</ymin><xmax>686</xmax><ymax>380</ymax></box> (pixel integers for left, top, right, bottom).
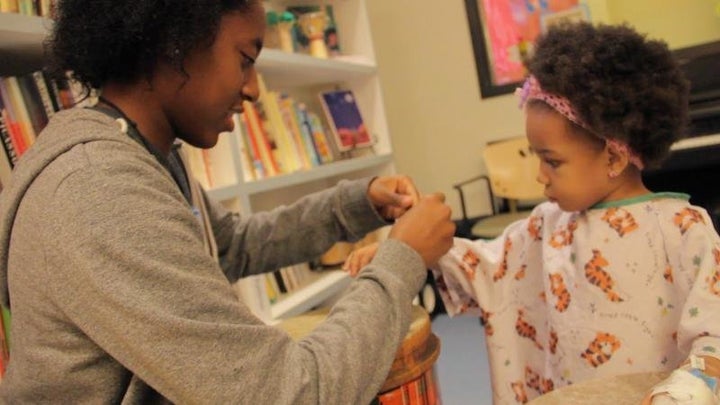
<box><xmin>453</xmin><ymin>136</ymin><xmax>545</xmax><ymax>240</ymax></box>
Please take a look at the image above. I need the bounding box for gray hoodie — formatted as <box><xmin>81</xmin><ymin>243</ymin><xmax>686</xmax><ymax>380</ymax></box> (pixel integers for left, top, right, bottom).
<box><xmin>0</xmin><ymin>108</ymin><xmax>426</xmax><ymax>404</ymax></box>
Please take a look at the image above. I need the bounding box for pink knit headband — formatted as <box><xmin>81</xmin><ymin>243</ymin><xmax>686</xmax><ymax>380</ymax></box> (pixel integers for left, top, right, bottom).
<box><xmin>516</xmin><ymin>75</ymin><xmax>644</xmax><ymax>170</ymax></box>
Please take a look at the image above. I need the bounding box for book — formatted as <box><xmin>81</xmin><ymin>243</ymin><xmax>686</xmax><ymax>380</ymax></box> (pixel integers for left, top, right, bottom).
<box><xmin>0</xmin><ymin>79</ymin><xmax>29</xmax><ymax>157</ymax></box>
<box><xmin>240</xmin><ymin>104</ymin><xmax>269</xmax><ymax>178</ymax></box>
<box><xmin>291</xmin><ymin>101</ymin><xmax>321</xmax><ymax>167</ymax></box>
<box><xmin>31</xmin><ymin>71</ymin><xmax>57</xmax><ymax>119</ymax></box>
<box><xmin>16</xmin><ymin>0</ymin><xmax>33</xmax><ymax>15</ymax></box>
<box><xmin>1</xmin><ymin>76</ymin><xmax>38</xmax><ymax>151</ymax></box>
<box><xmin>0</xmin><ymin>96</ymin><xmax>18</xmax><ymax>168</ymax></box>
<box><xmin>277</xmin><ymin>94</ymin><xmax>313</xmax><ymax>170</ymax></box>
<box><xmin>319</xmin><ymin>89</ymin><xmax>373</xmax><ymax>152</ymax></box>
<box><xmin>298</xmin><ymin>104</ymin><xmax>334</xmax><ymax>164</ymax></box>
<box><xmin>16</xmin><ymin>73</ymin><xmax>49</xmax><ymax>136</ymax></box>
<box><xmin>256</xmin><ymin>74</ymin><xmax>302</xmax><ymax>174</ymax></box>
<box><xmin>0</xmin><ymin>0</ymin><xmax>19</xmax><ymax>12</ymax></box>
<box><xmin>230</xmin><ymin>113</ymin><xmax>256</xmax><ymax>182</ymax></box>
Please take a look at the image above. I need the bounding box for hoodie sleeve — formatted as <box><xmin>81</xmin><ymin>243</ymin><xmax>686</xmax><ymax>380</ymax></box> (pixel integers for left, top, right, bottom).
<box><xmin>205</xmin><ymin>177</ymin><xmax>388</xmax><ymax>282</ymax></box>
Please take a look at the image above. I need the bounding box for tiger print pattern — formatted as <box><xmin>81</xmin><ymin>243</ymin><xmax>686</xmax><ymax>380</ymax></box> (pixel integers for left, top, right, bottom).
<box><xmin>494</xmin><ymin>238</ymin><xmax>512</xmax><ymax>281</ymax></box>
<box><xmin>461</xmin><ymin>249</ymin><xmax>480</xmax><ymax>279</ymax></box>
<box><xmin>527</xmin><ymin>215</ymin><xmax>543</xmax><ymax>241</ymax></box>
<box><xmin>516</xmin><ymin>309</ymin><xmax>543</xmax><ymax>350</ymax></box>
<box><xmin>707</xmin><ymin>247</ymin><xmax>720</xmax><ymax>297</ymax></box>
<box><xmin>580</xmin><ymin>332</ymin><xmax>621</xmax><ymax>368</ymax></box>
<box><xmin>673</xmin><ymin>207</ymin><xmax>705</xmax><ymax>235</ymax></box>
<box><xmin>525</xmin><ymin>366</ymin><xmax>554</xmax><ymax>395</ymax></box>
<box><xmin>663</xmin><ymin>265</ymin><xmax>674</xmax><ymax>283</ymax></box>
<box><xmin>548</xmin><ymin>328</ymin><xmax>558</xmax><ymax>355</ymax></box>
<box><xmin>584</xmin><ymin>249</ymin><xmax>623</xmax><ymax>302</ymax></box>
<box><xmin>479</xmin><ymin>307</ymin><xmax>494</xmax><ymax>337</ymax></box>
<box><xmin>549</xmin><ymin>220</ymin><xmax>578</xmax><ymax>249</ymax></box>
<box><xmin>601</xmin><ymin>207</ymin><xmax>639</xmax><ymax>237</ymax></box>
<box><xmin>548</xmin><ymin>273</ymin><xmax>571</xmax><ymax>312</ymax></box>
<box><xmin>511</xmin><ymin>380</ymin><xmax>528</xmax><ymax>403</ymax></box>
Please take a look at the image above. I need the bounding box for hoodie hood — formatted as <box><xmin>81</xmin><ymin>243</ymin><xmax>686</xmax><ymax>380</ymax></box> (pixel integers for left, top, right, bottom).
<box><xmin>0</xmin><ymin>108</ymin><xmax>137</xmax><ymax>308</ymax></box>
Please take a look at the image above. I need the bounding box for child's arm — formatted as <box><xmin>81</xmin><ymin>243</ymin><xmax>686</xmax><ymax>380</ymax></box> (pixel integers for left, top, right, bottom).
<box><xmin>343</xmin><ymin>242</ymin><xmax>379</xmax><ymax>277</ymax></box>
<box><xmin>643</xmin><ymin>214</ymin><xmax>720</xmax><ymax>404</ymax></box>
<box><xmin>642</xmin><ymin>355</ymin><xmax>719</xmax><ymax>404</ymax></box>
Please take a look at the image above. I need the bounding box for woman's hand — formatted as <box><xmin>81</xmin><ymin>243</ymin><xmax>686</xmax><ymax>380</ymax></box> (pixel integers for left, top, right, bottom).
<box><xmin>367</xmin><ymin>175</ymin><xmax>420</xmax><ymax>220</ymax></box>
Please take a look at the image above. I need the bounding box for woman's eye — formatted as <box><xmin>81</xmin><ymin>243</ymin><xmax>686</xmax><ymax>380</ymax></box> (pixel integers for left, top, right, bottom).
<box><xmin>544</xmin><ymin>159</ymin><xmax>560</xmax><ymax>168</ymax></box>
<box><xmin>241</xmin><ymin>53</ymin><xmax>255</xmax><ymax>70</ymax></box>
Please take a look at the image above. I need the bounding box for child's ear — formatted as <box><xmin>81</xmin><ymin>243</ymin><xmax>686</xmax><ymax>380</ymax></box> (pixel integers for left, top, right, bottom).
<box><xmin>605</xmin><ymin>141</ymin><xmax>631</xmax><ymax>178</ymax></box>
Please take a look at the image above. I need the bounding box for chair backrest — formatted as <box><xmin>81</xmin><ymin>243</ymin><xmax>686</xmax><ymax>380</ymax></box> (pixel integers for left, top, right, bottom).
<box><xmin>481</xmin><ymin>136</ymin><xmax>544</xmax><ymax>201</ymax></box>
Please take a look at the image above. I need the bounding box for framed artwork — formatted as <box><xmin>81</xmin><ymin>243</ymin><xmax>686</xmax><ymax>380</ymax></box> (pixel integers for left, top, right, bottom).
<box><xmin>464</xmin><ymin>0</ymin><xmax>588</xmax><ymax>98</ymax></box>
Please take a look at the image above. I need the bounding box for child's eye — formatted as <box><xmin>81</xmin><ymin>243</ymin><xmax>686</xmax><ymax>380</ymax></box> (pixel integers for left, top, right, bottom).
<box><xmin>544</xmin><ymin>159</ymin><xmax>560</xmax><ymax>168</ymax></box>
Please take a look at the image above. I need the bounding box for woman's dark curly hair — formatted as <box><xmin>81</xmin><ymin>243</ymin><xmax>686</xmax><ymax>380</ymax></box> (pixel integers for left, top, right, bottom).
<box><xmin>46</xmin><ymin>0</ymin><xmax>258</xmax><ymax>96</ymax></box>
<box><xmin>526</xmin><ymin>22</ymin><xmax>689</xmax><ymax>169</ymax></box>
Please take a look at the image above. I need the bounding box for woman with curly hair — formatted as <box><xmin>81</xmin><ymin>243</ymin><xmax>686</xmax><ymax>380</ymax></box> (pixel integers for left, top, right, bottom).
<box><xmin>0</xmin><ymin>0</ymin><xmax>456</xmax><ymax>402</ymax></box>
<box><xmin>346</xmin><ymin>22</ymin><xmax>720</xmax><ymax>404</ymax></box>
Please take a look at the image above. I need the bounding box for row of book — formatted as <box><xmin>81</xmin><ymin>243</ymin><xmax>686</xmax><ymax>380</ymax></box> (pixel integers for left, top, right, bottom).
<box><xmin>264</xmin><ymin>262</ymin><xmax>318</xmax><ymax>305</ymax></box>
<box><xmin>184</xmin><ymin>74</ymin><xmax>371</xmax><ymax>187</ymax></box>
<box><xmin>0</xmin><ymin>0</ymin><xmax>54</xmax><ymax>17</ymax></box>
<box><xmin>0</xmin><ymin>71</ymin><xmax>83</xmax><ymax>190</ymax></box>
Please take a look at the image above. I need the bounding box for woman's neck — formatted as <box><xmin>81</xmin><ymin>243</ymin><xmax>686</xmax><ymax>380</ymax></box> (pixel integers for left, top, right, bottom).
<box><xmin>100</xmin><ymin>83</ymin><xmax>175</xmax><ymax>155</ymax></box>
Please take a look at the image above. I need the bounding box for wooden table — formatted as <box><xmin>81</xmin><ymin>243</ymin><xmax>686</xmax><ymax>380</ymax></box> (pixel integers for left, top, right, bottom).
<box><xmin>528</xmin><ymin>372</ymin><xmax>670</xmax><ymax>405</ymax></box>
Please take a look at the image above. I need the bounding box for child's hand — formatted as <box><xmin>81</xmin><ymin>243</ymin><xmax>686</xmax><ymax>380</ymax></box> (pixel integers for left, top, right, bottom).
<box><xmin>342</xmin><ymin>242</ymin><xmax>380</xmax><ymax>277</ymax></box>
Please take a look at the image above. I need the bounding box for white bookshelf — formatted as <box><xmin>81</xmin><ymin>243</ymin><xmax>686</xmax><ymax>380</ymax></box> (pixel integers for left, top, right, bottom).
<box><xmin>226</xmin><ymin>0</ymin><xmax>395</xmax><ymax>322</ymax></box>
<box><xmin>0</xmin><ymin>0</ymin><xmax>394</xmax><ymax>323</ymax></box>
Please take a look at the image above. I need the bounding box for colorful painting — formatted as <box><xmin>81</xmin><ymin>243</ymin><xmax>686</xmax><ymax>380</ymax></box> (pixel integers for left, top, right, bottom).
<box><xmin>465</xmin><ymin>0</ymin><xmax>588</xmax><ymax>98</ymax></box>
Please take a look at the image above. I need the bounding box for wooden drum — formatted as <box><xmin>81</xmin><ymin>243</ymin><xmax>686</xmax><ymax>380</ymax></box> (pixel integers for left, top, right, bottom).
<box><xmin>278</xmin><ymin>305</ymin><xmax>442</xmax><ymax>405</ymax></box>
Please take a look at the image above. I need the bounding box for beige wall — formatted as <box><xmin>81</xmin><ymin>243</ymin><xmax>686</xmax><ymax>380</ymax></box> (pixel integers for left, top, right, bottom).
<box><xmin>366</xmin><ymin>0</ymin><xmax>720</xmax><ymax>219</ymax></box>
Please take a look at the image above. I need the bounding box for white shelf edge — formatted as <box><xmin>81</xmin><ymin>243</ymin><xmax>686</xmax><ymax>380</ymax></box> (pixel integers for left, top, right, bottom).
<box><xmin>206</xmin><ymin>153</ymin><xmax>393</xmax><ymax>200</ymax></box>
<box><xmin>257</xmin><ymin>48</ymin><xmax>377</xmax><ymax>87</ymax></box>
<box><xmin>271</xmin><ymin>270</ymin><xmax>351</xmax><ymax>320</ymax></box>
<box><xmin>259</xmin><ymin>48</ymin><xmax>376</xmax><ymax>72</ymax></box>
<box><xmin>0</xmin><ymin>12</ymin><xmax>48</xmax><ymax>37</ymax></box>
<box><xmin>206</xmin><ymin>184</ymin><xmax>241</xmax><ymax>201</ymax></box>
<box><xmin>242</xmin><ymin>153</ymin><xmax>393</xmax><ymax>194</ymax></box>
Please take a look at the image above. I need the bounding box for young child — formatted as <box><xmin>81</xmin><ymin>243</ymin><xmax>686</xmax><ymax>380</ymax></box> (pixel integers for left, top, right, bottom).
<box><xmin>345</xmin><ymin>22</ymin><xmax>720</xmax><ymax>404</ymax></box>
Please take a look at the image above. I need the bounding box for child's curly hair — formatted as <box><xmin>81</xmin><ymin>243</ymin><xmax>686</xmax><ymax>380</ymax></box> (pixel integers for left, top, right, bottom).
<box><xmin>46</xmin><ymin>0</ymin><xmax>258</xmax><ymax>96</ymax></box>
<box><xmin>526</xmin><ymin>22</ymin><xmax>689</xmax><ymax>169</ymax></box>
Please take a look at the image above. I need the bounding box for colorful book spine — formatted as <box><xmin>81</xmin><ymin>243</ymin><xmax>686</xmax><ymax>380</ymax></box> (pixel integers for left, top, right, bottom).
<box><xmin>278</xmin><ymin>94</ymin><xmax>312</xmax><ymax>170</ymax></box>
<box><xmin>0</xmin><ymin>80</ymin><xmax>28</xmax><ymax>157</ymax></box>
<box><xmin>231</xmin><ymin>113</ymin><xmax>256</xmax><ymax>182</ymax></box>
<box><xmin>239</xmin><ymin>110</ymin><xmax>265</xmax><ymax>179</ymax></box>
<box><xmin>0</xmin><ymin>96</ymin><xmax>18</xmax><ymax>168</ymax></box>
<box><xmin>3</xmin><ymin>76</ymin><xmax>37</xmax><ymax>149</ymax></box>
<box><xmin>293</xmin><ymin>102</ymin><xmax>321</xmax><ymax>167</ymax></box>
<box><xmin>16</xmin><ymin>73</ymin><xmax>49</xmax><ymax>136</ymax></box>
<box><xmin>264</xmin><ymin>91</ymin><xmax>303</xmax><ymax>173</ymax></box>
